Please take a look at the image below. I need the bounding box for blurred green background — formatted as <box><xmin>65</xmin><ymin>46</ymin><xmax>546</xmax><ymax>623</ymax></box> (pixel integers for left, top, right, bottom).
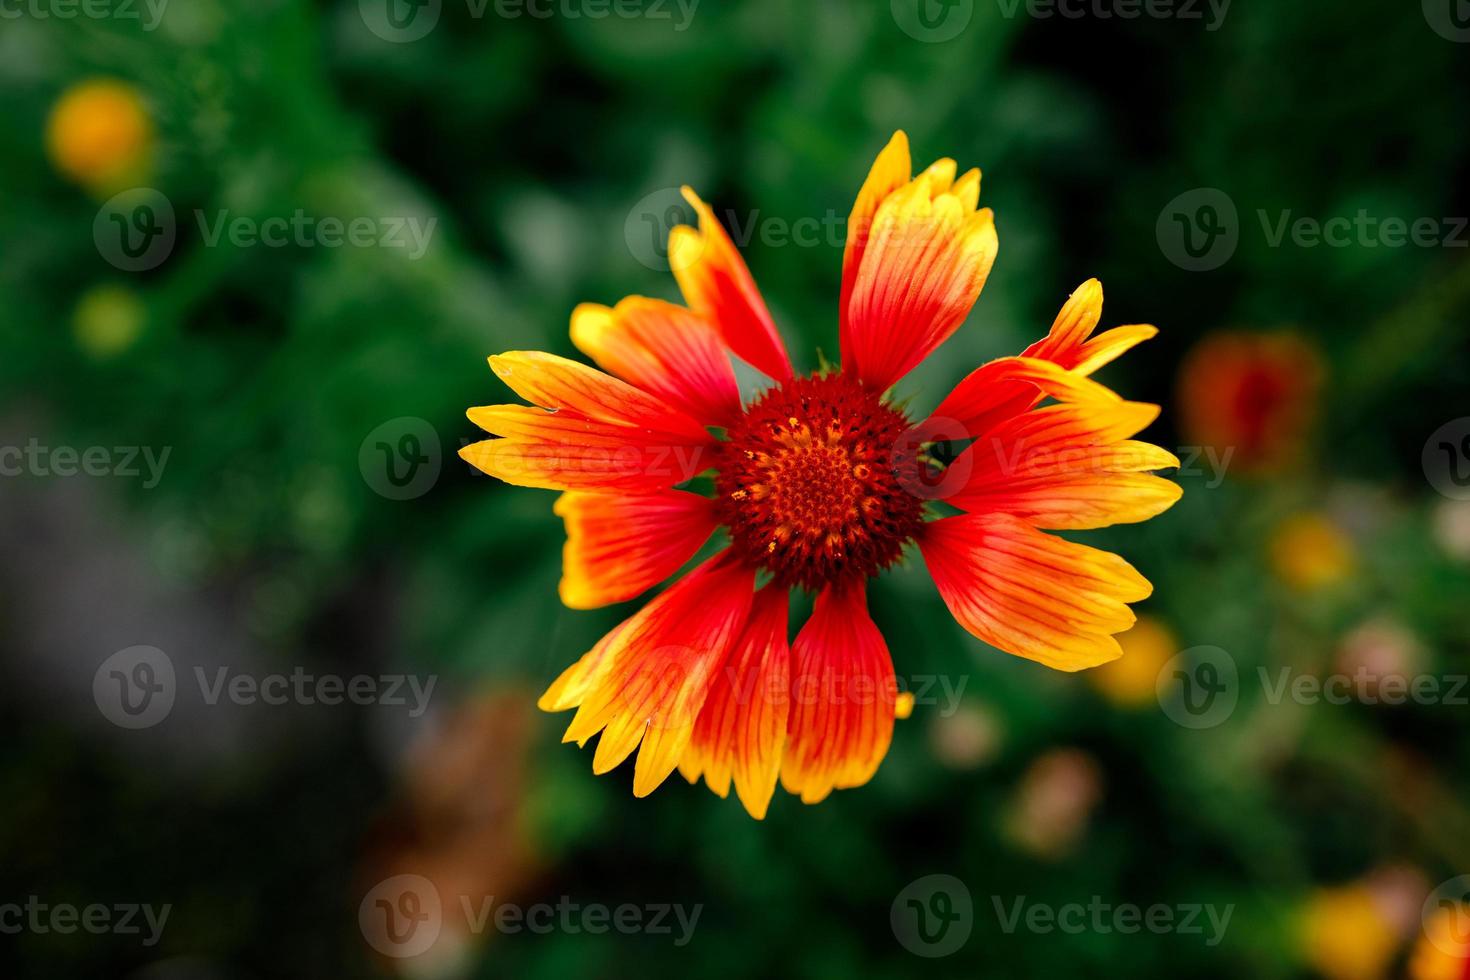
<box><xmin>3</xmin><ymin>1</ymin><xmax>1470</xmax><ymax>977</ymax></box>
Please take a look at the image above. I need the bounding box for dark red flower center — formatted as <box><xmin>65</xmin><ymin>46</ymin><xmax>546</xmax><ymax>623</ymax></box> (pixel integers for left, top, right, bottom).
<box><xmin>714</xmin><ymin>372</ymin><xmax>926</xmax><ymax>591</ymax></box>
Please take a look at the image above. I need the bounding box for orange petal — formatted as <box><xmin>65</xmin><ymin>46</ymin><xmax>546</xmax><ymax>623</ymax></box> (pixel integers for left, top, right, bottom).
<box><xmin>560</xmin><ymin>553</ymin><xmax>755</xmax><ymax>797</ymax></box>
<box><xmin>841</xmin><ymin>151</ymin><xmax>998</xmax><ymax>391</ymax></box>
<box><xmin>926</xmin><ymin>284</ymin><xmax>1158</xmax><ymax>438</ymax></box>
<box><xmin>780</xmin><ymin>585</ymin><xmax>896</xmax><ymax>804</ymax></box>
<box><xmin>950</xmin><ymin>440</ymin><xmax>1183</xmax><ymax>529</ymax></box>
<box><xmin>570</xmin><ymin>298</ymin><xmax>742</xmax><ymax>427</ymax></box>
<box><xmin>538</xmin><ymin>620</ymin><xmax>630</xmax><ymax>713</ymax></box>
<box><xmin>554</xmin><ymin>490</ymin><xmax>718</xmax><ymax>609</ymax></box>
<box><xmin>487</xmin><ymin>350</ymin><xmax>710</xmax><ymax>442</ymax></box>
<box><xmin>668</xmin><ymin>187</ymin><xmax>793</xmax><ymax>381</ymax></box>
<box><xmin>840</xmin><ymin>131</ymin><xmax>912</xmax><ymax>338</ymax></box>
<box><xmin>681</xmin><ymin>586</ymin><xmax>790</xmax><ymax>819</ymax></box>
<box><xmin>924</xmin><ymin>355</ymin><xmax>1140</xmax><ymax>438</ymax></box>
<box><xmin>1024</xmin><ymin>278</ymin><xmax>1104</xmax><ymax>361</ymax></box>
<box><xmin>460</xmin><ymin>406</ymin><xmax>712</xmax><ymax>492</ymax></box>
<box><xmin>919</xmin><ymin>513</ymin><xmax>1153</xmax><ymax>671</ymax></box>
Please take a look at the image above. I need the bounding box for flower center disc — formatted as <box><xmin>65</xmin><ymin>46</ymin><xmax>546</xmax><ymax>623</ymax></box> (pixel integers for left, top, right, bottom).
<box><xmin>714</xmin><ymin>373</ymin><xmax>925</xmax><ymax>591</ymax></box>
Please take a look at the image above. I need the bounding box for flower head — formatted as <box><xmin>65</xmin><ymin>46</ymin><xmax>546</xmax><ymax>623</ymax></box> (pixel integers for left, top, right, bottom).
<box><xmin>46</xmin><ymin>79</ymin><xmax>154</xmax><ymax>194</ymax></box>
<box><xmin>1178</xmin><ymin>330</ymin><xmax>1323</xmax><ymax>476</ymax></box>
<box><xmin>461</xmin><ymin>132</ymin><xmax>1181</xmax><ymax>817</ymax></box>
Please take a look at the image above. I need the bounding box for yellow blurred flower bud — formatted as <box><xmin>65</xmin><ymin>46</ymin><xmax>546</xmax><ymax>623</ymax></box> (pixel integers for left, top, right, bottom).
<box><xmin>1089</xmin><ymin>615</ymin><xmax>1178</xmax><ymax>707</ymax></box>
<box><xmin>1270</xmin><ymin>512</ymin><xmax>1356</xmax><ymax>591</ymax></box>
<box><xmin>1298</xmin><ymin>881</ymin><xmax>1408</xmax><ymax>980</ymax></box>
<box><xmin>74</xmin><ymin>284</ymin><xmax>146</xmax><ymax>358</ymax></box>
<box><xmin>46</xmin><ymin>79</ymin><xmax>154</xmax><ymax>194</ymax></box>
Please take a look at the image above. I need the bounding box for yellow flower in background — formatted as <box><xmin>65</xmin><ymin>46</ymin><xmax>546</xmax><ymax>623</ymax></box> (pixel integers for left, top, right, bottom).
<box><xmin>1089</xmin><ymin>615</ymin><xmax>1177</xmax><ymax>707</ymax></box>
<box><xmin>46</xmin><ymin>79</ymin><xmax>154</xmax><ymax>194</ymax></box>
<box><xmin>73</xmin><ymin>284</ymin><xmax>146</xmax><ymax>358</ymax></box>
<box><xmin>1298</xmin><ymin>883</ymin><xmax>1402</xmax><ymax>980</ymax></box>
<box><xmin>1411</xmin><ymin>903</ymin><xmax>1470</xmax><ymax>980</ymax></box>
<box><xmin>1270</xmin><ymin>512</ymin><xmax>1356</xmax><ymax>591</ymax></box>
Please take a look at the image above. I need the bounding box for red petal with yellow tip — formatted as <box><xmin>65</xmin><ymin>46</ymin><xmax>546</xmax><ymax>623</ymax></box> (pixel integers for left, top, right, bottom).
<box><xmin>570</xmin><ymin>297</ymin><xmax>742</xmax><ymax>427</ymax></box>
<box><xmin>919</xmin><ymin>513</ymin><xmax>1152</xmax><ymax>671</ymax></box>
<box><xmin>780</xmin><ymin>585</ymin><xmax>896</xmax><ymax>804</ymax></box>
<box><xmin>559</xmin><ymin>553</ymin><xmax>755</xmax><ymax>797</ymax></box>
<box><xmin>487</xmin><ymin>350</ymin><xmax>710</xmax><ymax>442</ymax></box>
<box><xmin>554</xmin><ymin>490</ymin><xmax>718</xmax><ymax>609</ymax></box>
<box><xmin>460</xmin><ymin>406</ymin><xmax>712</xmax><ymax>492</ymax></box>
<box><xmin>669</xmin><ymin>187</ymin><xmax>793</xmax><ymax>382</ymax></box>
<box><xmin>681</xmin><ymin>586</ymin><xmax>790</xmax><ymax>819</ymax></box>
<box><xmin>841</xmin><ymin>149</ymin><xmax>997</xmax><ymax>391</ymax></box>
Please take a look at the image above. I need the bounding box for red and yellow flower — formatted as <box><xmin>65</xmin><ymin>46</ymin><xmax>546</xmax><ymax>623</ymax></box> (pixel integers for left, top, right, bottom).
<box><xmin>461</xmin><ymin>132</ymin><xmax>1181</xmax><ymax>818</ymax></box>
<box><xmin>1177</xmin><ymin>330</ymin><xmax>1323</xmax><ymax>475</ymax></box>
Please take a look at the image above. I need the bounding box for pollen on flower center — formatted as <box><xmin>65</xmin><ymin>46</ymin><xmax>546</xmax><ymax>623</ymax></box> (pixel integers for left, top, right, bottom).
<box><xmin>714</xmin><ymin>373</ymin><xmax>926</xmax><ymax>591</ymax></box>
